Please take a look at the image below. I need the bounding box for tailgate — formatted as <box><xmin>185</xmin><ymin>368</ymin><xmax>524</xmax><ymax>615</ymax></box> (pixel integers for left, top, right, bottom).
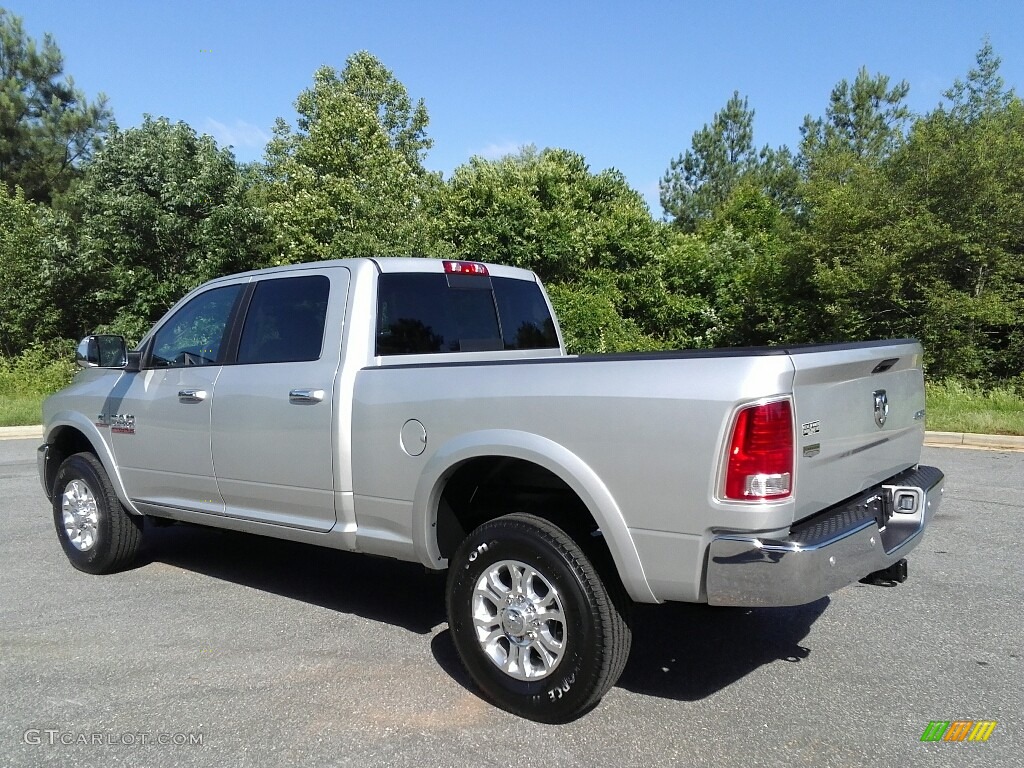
<box><xmin>789</xmin><ymin>340</ymin><xmax>926</xmax><ymax>523</ymax></box>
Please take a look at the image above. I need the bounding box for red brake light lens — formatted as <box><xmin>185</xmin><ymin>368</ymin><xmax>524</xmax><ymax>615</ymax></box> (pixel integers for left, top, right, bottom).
<box><xmin>443</xmin><ymin>260</ymin><xmax>489</xmax><ymax>276</ymax></box>
<box><xmin>724</xmin><ymin>400</ymin><xmax>794</xmax><ymax>500</ymax></box>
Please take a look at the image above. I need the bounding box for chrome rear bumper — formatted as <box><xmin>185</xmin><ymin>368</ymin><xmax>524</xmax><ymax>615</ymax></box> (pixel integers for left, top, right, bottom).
<box><xmin>705</xmin><ymin>465</ymin><xmax>944</xmax><ymax>607</ymax></box>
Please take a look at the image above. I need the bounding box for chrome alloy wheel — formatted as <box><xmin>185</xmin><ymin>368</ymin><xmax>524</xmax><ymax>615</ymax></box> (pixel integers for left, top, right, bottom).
<box><xmin>472</xmin><ymin>559</ymin><xmax>567</xmax><ymax>680</ymax></box>
<box><xmin>61</xmin><ymin>479</ymin><xmax>99</xmax><ymax>552</ymax></box>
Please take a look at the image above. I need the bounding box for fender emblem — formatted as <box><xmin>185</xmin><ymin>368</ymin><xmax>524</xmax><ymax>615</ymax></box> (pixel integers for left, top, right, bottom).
<box><xmin>110</xmin><ymin>414</ymin><xmax>136</xmax><ymax>434</ymax></box>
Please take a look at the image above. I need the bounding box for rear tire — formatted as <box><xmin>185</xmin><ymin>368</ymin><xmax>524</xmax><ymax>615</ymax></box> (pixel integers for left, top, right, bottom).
<box><xmin>52</xmin><ymin>452</ymin><xmax>143</xmax><ymax>574</ymax></box>
<box><xmin>446</xmin><ymin>513</ymin><xmax>631</xmax><ymax>722</ymax></box>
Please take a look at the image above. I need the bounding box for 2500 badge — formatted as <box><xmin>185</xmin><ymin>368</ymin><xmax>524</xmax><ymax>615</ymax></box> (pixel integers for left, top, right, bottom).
<box><xmin>109</xmin><ymin>414</ymin><xmax>135</xmax><ymax>434</ymax></box>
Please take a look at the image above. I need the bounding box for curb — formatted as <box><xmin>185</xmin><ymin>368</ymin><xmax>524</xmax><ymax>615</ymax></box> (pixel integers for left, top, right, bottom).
<box><xmin>924</xmin><ymin>431</ymin><xmax>1024</xmax><ymax>451</ymax></box>
<box><xmin>3</xmin><ymin>424</ymin><xmax>1023</xmax><ymax>451</ymax></box>
<box><xmin>0</xmin><ymin>425</ymin><xmax>43</xmax><ymax>440</ymax></box>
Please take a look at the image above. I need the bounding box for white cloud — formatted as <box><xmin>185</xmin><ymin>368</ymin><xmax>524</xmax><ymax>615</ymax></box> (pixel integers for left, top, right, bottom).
<box><xmin>201</xmin><ymin>118</ymin><xmax>271</xmax><ymax>152</ymax></box>
<box><xmin>471</xmin><ymin>140</ymin><xmax>526</xmax><ymax>160</ymax></box>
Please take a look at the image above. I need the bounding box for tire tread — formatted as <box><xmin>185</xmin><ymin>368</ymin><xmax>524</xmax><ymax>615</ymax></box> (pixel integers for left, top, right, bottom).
<box><xmin>447</xmin><ymin>512</ymin><xmax>632</xmax><ymax>721</ymax></box>
<box><xmin>53</xmin><ymin>452</ymin><xmax>142</xmax><ymax>574</ymax></box>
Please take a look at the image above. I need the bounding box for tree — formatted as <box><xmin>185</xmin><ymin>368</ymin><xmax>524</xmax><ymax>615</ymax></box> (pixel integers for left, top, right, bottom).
<box><xmin>944</xmin><ymin>38</ymin><xmax>1014</xmax><ymax>123</ymax></box>
<box><xmin>888</xmin><ymin>88</ymin><xmax>1024</xmax><ymax>379</ymax></box>
<box><xmin>65</xmin><ymin>117</ymin><xmax>272</xmax><ymax>342</ymax></box>
<box><xmin>432</xmin><ymin>146</ymin><xmax>706</xmax><ymax>351</ymax></box>
<box><xmin>546</xmin><ymin>272</ymin><xmax>662</xmax><ymax>354</ymax></box>
<box><xmin>0</xmin><ymin>9</ymin><xmax>110</xmax><ymax>203</ymax></box>
<box><xmin>794</xmin><ymin>45</ymin><xmax>1024</xmax><ymax>380</ymax></box>
<box><xmin>263</xmin><ymin>52</ymin><xmax>440</xmax><ymax>262</ymax></box>
<box><xmin>698</xmin><ymin>180</ymin><xmax>812</xmax><ymax>346</ymax></box>
<box><xmin>436</xmin><ymin>147</ymin><xmax>661</xmax><ymax>280</ymax></box>
<box><xmin>799</xmin><ymin>67</ymin><xmax>910</xmax><ymax>175</ymax></box>
<box><xmin>787</xmin><ymin>68</ymin><xmax>912</xmax><ymax>348</ymax></box>
<box><xmin>797</xmin><ymin>162</ymin><xmax>918</xmax><ymax>343</ymax></box>
<box><xmin>659</xmin><ymin>92</ymin><xmax>758</xmax><ymax>230</ymax></box>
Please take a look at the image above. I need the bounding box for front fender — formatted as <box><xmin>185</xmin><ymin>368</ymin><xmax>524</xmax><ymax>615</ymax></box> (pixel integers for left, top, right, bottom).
<box><xmin>411</xmin><ymin>429</ymin><xmax>657</xmax><ymax>603</ymax></box>
<box><xmin>43</xmin><ymin>412</ymin><xmax>141</xmax><ymax>516</ymax></box>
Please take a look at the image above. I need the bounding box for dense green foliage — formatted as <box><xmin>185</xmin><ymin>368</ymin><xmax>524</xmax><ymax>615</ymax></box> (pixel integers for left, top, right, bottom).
<box><xmin>794</xmin><ymin>46</ymin><xmax>1024</xmax><ymax>382</ymax></box>
<box><xmin>0</xmin><ymin>11</ymin><xmax>1020</xmax><ymax>397</ymax></box>
<box><xmin>64</xmin><ymin>116</ymin><xmax>273</xmax><ymax>341</ymax></box>
<box><xmin>0</xmin><ymin>185</ymin><xmax>69</xmax><ymax>354</ymax></box>
<box><xmin>0</xmin><ymin>339</ymin><xmax>75</xmax><ymax>393</ymax></box>
<box><xmin>0</xmin><ymin>340</ymin><xmax>76</xmax><ymax>425</ymax></box>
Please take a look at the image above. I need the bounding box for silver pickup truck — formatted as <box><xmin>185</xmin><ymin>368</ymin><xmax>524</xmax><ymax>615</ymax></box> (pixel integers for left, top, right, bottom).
<box><xmin>38</xmin><ymin>257</ymin><xmax>943</xmax><ymax>722</ymax></box>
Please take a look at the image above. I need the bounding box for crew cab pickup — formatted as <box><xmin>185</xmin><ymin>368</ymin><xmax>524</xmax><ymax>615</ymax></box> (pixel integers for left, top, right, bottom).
<box><xmin>39</xmin><ymin>257</ymin><xmax>943</xmax><ymax>722</ymax></box>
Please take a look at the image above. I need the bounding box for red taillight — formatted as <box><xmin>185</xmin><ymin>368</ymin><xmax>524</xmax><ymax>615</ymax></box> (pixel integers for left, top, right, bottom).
<box><xmin>724</xmin><ymin>400</ymin><xmax>794</xmax><ymax>500</ymax></box>
<box><xmin>443</xmin><ymin>260</ymin><xmax>489</xmax><ymax>276</ymax></box>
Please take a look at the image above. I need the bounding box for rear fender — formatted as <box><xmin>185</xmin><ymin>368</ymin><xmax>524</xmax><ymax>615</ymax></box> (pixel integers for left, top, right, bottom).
<box><xmin>411</xmin><ymin>429</ymin><xmax>657</xmax><ymax>603</ymax></box>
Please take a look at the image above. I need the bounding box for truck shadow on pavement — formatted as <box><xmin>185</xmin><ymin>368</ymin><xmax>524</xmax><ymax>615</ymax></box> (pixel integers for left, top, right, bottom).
<box><xmin>430</xmin><ymin>598</ymin><xmax>830</xmax><ymax>703</ymax></box>
<box><xmin>141</xmin><ymin>522</ymin><xmax>447</xmax><ymax>635</ymax></box>
<box><xmin>614</xmin><ymin>599</ymin><xmax>828</xmax><ymax>700</ymax></box>
<box><xmin>143</xmin><ymin>521</ymin><xmax>828</xmax><ymax>702</ymax></box>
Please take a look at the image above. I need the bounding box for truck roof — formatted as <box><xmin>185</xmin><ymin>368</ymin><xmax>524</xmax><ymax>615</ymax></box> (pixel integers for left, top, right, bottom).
<box><xmin>199</xmin><ymin>257</ymin><xmax>540</xmax><ymax>286</ymax></box>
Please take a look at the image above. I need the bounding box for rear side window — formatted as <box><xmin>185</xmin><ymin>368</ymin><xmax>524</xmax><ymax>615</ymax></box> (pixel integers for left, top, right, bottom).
<box><xmin>376</xmin><ymin>273</ymin><xmax>558</xmax><ymax>355</ymax></box>
<box><xmin>237</xmin><ymin>275</ymin><xmax>330</xmax><ymax>364</ymax></box>
<box><xmin>493</xmin><ymin>277</ymin><xmax>559</xmax><ymax>350</ymax></box>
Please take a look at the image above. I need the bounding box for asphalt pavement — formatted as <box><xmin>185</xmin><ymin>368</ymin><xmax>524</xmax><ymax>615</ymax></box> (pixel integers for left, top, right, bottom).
<box><xmin>0</xmin><ymin>439</ymin><xmax>1020</xmax><ymax>767</ymax></box>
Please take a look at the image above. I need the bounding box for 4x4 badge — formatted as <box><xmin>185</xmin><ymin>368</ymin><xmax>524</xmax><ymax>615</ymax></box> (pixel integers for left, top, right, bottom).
<box><xmin>873</xmin><ymin>390</ymin><xmax>889</xmax><ymax>428</ymax></box>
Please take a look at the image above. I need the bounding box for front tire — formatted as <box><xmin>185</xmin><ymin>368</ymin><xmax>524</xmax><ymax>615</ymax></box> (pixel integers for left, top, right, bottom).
<box><xmin>52</xmin><ymin>452</ymin><xmax>143</xmax><ymax>574</ymax></box>
<box><xmin>446</xmin><ymin>513</ymin><xmax>631</xmax><ymax>722</ymax></box>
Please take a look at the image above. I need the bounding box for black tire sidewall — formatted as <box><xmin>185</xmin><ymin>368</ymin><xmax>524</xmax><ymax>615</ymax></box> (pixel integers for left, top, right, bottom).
<box><xmin>52</xmin><ymin>454</ymin><xmax>119</xmax><ymax>574</ymax></box>
<box><xmin>447</xmin><ymin>516</ymin><xmax>607</xmax><ymax>722</ymax></box>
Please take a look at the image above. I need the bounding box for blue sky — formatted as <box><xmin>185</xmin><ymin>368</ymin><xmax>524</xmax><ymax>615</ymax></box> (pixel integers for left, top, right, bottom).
<box><xmin>10</xmin><ymin>1</ymin><xmax>1024</xmax><ymax>214</ymax></box>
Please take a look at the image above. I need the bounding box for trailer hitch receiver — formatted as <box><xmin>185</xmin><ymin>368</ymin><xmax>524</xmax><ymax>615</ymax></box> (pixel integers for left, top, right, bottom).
<box><xmin>859</xmin><ymin>558</ymin><xmax>908</xmax><ymax>587</ymax></box>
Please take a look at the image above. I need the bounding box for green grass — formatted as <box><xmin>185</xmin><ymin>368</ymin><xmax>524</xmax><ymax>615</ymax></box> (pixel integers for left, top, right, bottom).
<box><xmin>0</xmin><ymin>343</ymin><xmax>76</xmax><ymax>427</ymax></box>
<box><xmin>925</xmin><ymin>380</ymin><xmax>1024</xmax><ymax>436</ymax></box>
<box><xmin>0</xmin><ymin>393</ymin><xmax>45</xmax><ymax>427</ymax></box>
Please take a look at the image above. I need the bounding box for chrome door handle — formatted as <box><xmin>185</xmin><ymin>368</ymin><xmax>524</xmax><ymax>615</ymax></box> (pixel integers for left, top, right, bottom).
<box><xmin>178</xmin><ymin>389</ymin><xmax>207</xmax><ymax>403</ymax></box>
<box><xmin>289</xmin><ymin>388</ymin><xmax>324</xmax><ymax>404</ymax></box>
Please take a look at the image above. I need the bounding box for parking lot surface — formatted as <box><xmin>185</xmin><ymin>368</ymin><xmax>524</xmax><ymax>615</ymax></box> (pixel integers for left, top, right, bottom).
<box><xmin>1</xmin><ymin>441</ymin><xmax>1020</xmax><ymax>767</ymax></box>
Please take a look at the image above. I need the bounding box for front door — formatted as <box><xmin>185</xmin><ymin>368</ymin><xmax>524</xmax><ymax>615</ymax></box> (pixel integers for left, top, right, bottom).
<box><xmin>109</xmin><ymin>283</ymin><xmax>244</xmax><ymax>514</ymax></box>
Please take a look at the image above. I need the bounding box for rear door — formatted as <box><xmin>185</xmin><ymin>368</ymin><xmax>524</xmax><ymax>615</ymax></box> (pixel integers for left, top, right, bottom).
<box><xmin>210</xmin><ymin>269</ymin><xmax>349</xmax><ymax>531</ymax></box>
<box><xmin>789</xmin><ymin>340</ymin><xmax>926</xmax><ymax>522</ymax></box>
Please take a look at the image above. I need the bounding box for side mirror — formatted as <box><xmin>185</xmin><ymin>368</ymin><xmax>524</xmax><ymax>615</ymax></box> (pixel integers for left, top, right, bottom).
<box><xmin>76</xmin><ymin>335</ymin><xmax>129</xmax><ymax>369</ymax></box>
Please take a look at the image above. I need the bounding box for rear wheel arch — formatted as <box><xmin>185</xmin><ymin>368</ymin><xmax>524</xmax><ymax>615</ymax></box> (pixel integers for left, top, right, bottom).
<box><xmin>412</xmin><ymin>432</ymin><xmax>657</xmax><ymax>603</ymax></box>
<box><xmin>436</xmin><ymin>456</ymin><xmax>599</xmax><ymax>556</ymax></box>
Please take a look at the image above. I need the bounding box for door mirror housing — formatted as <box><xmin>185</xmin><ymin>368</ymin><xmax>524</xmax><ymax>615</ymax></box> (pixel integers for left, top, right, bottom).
<box><xmin>76</xmin><ymin>335</ymin><xmax>129</xmax><ymax>369</ymax></box>
<box><xmin>125</xmin><ymin>350</ymin><xmax>142</xmax><ymax>372</ymax></box>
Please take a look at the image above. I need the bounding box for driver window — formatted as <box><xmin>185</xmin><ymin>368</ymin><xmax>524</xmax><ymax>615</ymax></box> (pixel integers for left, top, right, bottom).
<box><xmin>150</xmin><ymin>284</ymin><xmax>242</xmax><ymax>367</ymax></box>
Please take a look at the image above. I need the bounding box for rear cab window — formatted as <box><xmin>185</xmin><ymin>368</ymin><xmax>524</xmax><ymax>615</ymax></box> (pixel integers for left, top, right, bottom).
<box><xmin>376</xmin><ymin>272</ymin><xmax>559</xmax><ymax>356</ymax></box>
